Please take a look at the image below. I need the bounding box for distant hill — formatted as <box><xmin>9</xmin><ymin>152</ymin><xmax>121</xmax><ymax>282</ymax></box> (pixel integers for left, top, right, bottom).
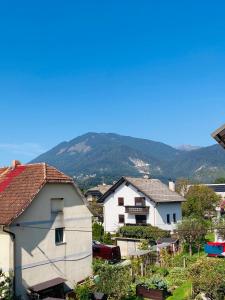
<box><xmin>31</xmin><ymin>132</ymin><xmax>225</xmax><ymax>189</ymax></box>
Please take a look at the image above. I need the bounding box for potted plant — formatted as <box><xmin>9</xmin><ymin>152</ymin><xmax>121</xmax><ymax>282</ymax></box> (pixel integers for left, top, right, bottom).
<box><xmin>136</xmin><ymin>275</ymin><xmax>168</xmax><ymax>300</ymax></box>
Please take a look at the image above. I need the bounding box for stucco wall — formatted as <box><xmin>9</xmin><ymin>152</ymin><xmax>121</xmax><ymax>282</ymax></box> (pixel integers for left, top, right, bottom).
<box><xmin>0</xmin><ymin>229</ymin><xmax>14</xmax><ymax>274</ymax></box>
<box><xmin>155</xmin><ymin>202</ymin><xmax>182</xmax><ymax>230</ymax></box>
<box><xmin>6</xmin><ymin>182</ymin><xmax>92</xmax><ymax>299</ymax></box>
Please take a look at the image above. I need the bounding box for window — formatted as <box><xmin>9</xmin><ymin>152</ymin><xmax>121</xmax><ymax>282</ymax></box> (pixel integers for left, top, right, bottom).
<box><xmin>55</xmin><ymin>228</ymin><xmax>65</xmax><ymax>244</ymax></box>
<box><xmin>118</xmin><ymin>214</ymin><xmax>125</xmax><ymax>224</ymax></box>
<box><xmin>51</xmin><ymin>198</ymin><xmax>64</xmax><ymax>214</ymax></box>
<box><xmin>135</xmin><ymin>215</ymin><xmax>147</xmax><ymax>224</ymax></box>
<box><xmin>173</xmin><ymin>213</ymin><xmax>177</xmax><ymax>223</ymax></box>
<box><xmin>118</xmin><ymin>197</ymin><xmax>124</xmax><ymax>206</ymax></box>
<box><xmin>166</xmin><ymin>214</ymin><xmax>171</xmax><ymax>224</ymax></box>
<box><xmin>135</xmin><ymin>197</ymin><xmax>145</xmax><ymax>206</ymax></box>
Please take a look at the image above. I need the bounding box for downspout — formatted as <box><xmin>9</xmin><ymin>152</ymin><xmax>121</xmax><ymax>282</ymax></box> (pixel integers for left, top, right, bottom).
<box><xmin>3</xmin><ymin>226</ymin><xmax>16</xmax><ymax>298</ymax></box>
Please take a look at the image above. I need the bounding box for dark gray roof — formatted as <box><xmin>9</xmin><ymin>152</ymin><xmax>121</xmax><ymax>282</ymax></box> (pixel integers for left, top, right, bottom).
<box><xmin>211</xmin><ymin>123</ymin><xmax>225</xmax><ymax>149</ymax></box>
<box><xmin>86</xmin><ymin>184</ymin><xmax>112</xmax><ymax>195</ymax></box>
<box><xmin>99</xmin><ymin>177</ymin><xmax>185</xmax><ymax>203</ymax></box>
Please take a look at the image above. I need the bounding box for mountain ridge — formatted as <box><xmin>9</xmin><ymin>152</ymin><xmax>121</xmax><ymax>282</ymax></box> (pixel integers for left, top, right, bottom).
<box><xmin>31</xmin><ymin>132</ymin><xmax>225</xmax><ymax>188</ymax></box>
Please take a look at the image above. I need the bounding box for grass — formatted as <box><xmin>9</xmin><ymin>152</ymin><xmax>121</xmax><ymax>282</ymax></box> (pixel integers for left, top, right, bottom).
<box><xmin>166</xmin><ymin>281</ymin><xmax>192</xmax><ymax>300</ymax></box>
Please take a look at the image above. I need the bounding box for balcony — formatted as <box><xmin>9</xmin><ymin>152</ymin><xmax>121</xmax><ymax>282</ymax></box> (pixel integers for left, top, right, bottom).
<box><xmin>125</xmin><ymin>206</ymin><xmax>149</xmax><ymax>215</ymax></box>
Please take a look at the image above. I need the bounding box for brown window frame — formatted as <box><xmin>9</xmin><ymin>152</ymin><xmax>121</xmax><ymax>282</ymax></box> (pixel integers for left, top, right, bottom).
<box><xmin>135</xmin><ymin>197</ymin><xmax>146</xmax><ymax>206</ymax></box>
<box><xmin>118</xmin><ymin>197</ymin><xmax>124</xmax><ymax>206</ymax></box>
<box><xmin>118</xmin><ymin>214</ymin><xmax>125</xmax><ymax>224</ymax></box>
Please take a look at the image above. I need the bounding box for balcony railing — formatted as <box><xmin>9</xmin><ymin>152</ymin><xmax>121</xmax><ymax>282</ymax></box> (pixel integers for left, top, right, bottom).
<box><xmin>125</xmin><ymin>206</ymin><xmax>149</xmax><ymax>215</ymax></box>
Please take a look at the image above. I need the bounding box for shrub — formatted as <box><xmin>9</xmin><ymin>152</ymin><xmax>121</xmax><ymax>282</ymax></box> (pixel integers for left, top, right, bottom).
<box><xmin>188</xmin><ymin>257</ymin><xmax>225</xmax><ymax>299</ymax></box>
<box><xmin>92</xmin><ymin>222</ymin><xmax>104</xmax><ymax>242</ymax></box>
<box><xmin>119</xmin><ymin>225</ymin><xmax>169</xmax><ymax>240</ymax></box>
<box><xmin>94</xmin><ymin>263</ymin><xmax>132</xmax><ymax>299</ymax></box>
<box><xmin>75</xmin><ymin>282</ymin><xmax>91</xmax><ymax>300</ymax></box>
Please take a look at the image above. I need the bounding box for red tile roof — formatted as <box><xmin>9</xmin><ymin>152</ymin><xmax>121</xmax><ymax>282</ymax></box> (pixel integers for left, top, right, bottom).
<box><xmin>0</xmin><ymin>162</ymin><xmax>73</xmax><ymax>225</ymax></box>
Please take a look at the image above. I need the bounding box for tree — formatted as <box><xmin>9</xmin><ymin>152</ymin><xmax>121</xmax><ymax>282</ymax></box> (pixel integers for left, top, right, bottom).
<box><xmin>214</xmin><ymin>177</ymin><xmax>225</xmax><ymax>184</ymax></box>
<box><xmin>182</xmin><ymin>185</ymin><xmax>220</xmax><ymax>219</ymax></box>
<box><xmin>215</xmin><ymin>220</ymin><xmax>225</xmax><ymax>241</ymax></box>
<box><xmin>175</xmin><ymin>178</ymin><xmax>190</xmax><ymax>196</ymax></box>
<box><xmin>176</xmin><ymin>218</ymin><xmax>208</xmax><ymax>256</ymax></box>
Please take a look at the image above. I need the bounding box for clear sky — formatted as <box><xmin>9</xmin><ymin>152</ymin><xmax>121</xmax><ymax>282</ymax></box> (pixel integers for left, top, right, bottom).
<box><xmin>1</xmin><ymin>0</ymin><xmax>225</xmax><ymax>165</ymax></box>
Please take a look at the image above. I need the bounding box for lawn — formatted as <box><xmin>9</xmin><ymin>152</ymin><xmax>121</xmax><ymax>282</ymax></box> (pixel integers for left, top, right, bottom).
<box><xmin>166</xmin><ymin>281</ymin><xmax>192</xmax><ymax>300</ymax></box>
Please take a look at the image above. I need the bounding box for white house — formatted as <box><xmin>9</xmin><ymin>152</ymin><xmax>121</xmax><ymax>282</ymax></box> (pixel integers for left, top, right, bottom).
<box><xmin>99</xmin><ymin>177</ymin><xmax>185</xmax><ymax>233</ymax></box>
<box><xmin>0</xmin><ymin>160</ymin><xmax>92</xmax><ymax>299</ymax></box>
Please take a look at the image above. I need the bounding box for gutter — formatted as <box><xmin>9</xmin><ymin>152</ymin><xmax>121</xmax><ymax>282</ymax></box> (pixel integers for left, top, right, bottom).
<box><xmin>3</xmin><ymin>226</ymin><xmax>16</xmax><ymax>298</ymax></box>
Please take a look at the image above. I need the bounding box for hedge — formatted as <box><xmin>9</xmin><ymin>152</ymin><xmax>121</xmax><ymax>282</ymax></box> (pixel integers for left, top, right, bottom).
<box><xmin>119</xmin><ymin>225</ymin><xmax>169</xmax><ymax>240</ymax></box>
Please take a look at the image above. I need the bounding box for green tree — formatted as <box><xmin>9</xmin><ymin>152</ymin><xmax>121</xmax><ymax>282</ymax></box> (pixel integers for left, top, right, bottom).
<box><xmin>182</xmin><ymin>185</ymin><xmax>220</xmax><ymax>219</ymax></box>
<box><xmin>92</xmin><ymin>222</ymin><xmax>104</xmax><ymax>241</ymax></box>
<box><xmin>214</xmin><ymin>177</ymin><xmax>225</xmax><ymax>184</ymax></box>
<box><xmin>176</xmin><ymin>218</ymin><xmax>208</xmax><ymax>256</ymax></box>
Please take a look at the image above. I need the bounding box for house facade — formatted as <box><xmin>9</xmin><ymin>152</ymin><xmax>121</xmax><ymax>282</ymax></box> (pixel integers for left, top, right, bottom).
<box><xmin>0</xmin><ymin>161</ymin><xmax>92</xmax><ymax>299</ymax></box>
<box><xmin>99</xmin><ymin>177</ymin><xmax>185</xmax><ymax>233</ymax></box>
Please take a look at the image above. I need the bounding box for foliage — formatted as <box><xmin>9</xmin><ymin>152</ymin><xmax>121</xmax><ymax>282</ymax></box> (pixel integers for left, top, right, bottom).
<box><xmin>92</xmin><ymin>222</ymin><xmax>104</xmax><ymax>242</ymax></box>
<box><xmin>0</xmin><ymin>270</ymin><xmax>13</xmax><ymax>300</ymax></box>
<box><xmin>75</xmin><ymin>281</ymin><xmax>91</xmax><ymax>300</ymax></box>
<box><xmin>138</xmin><ymin>239</ymin><xmax>149</xmax><ymax>250</ymax></box>
<box><xmin>136</xmin><ymin>275</ymin><xmax>168</xmax><ymax>291</ymax></box>
<box><xmin>92</xmin><ymin>258</ymin><xmax>106</xmax><ymax>274</ymax></box>
<box><xmin>214</xmin><ymin>177</ymin><xmax>225</xmax><ymax>184</ymax></box>
<box><xmin>182</xmin><ymin>185</ymin><xmax>220</xmax><ymax>219</ymax></box>
<box><xmin>175</xmin><ymin>178</ymin><xmax>190</xmax><ymax>196</ymax></box>
<box><xmin>119</xmin><ymin>225</ymin><xmax>169</xmax><ymax>241</ymax></box>
<box><xmin>176</xmin><ymin>218</ymin><xmax>208</xmax><ymax>256</ymax></box>
<box><xmin>166</xmin><ymin>281</ymin><xmax>192</xmax><ymax>300</ymax></box>
<box><xmin>188</xmin><ymin>256</ymin><xmax>225</xmax><ymax>299</ymax></box>
<box><xmin>94</xmin><ymin>263</ymin><xmax>132</xmax><ymax>300</ymax></box>
<box><xmin>102</xmin><ymin>232</ymin><xmax>113</xmax><ymax>245</ymax></box>
<box><xmin>166</xmin><ymin>267</ymin><xmax>188</xmax><ymax>288</ymax></box>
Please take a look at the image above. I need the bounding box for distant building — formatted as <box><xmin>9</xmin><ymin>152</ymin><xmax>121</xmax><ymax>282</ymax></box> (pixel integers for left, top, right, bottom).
<box><xmin>0</xmin><ymin>160</ymin><xmax>92</xmax><ymax>299</ymax></box>
<box><xmin>85</xmin><ymin>184</ymin><xmax>112</xmax><ymax>202</ymax></box>
<box><xmin>99</xmin><ymin>177</ymin><xmax>185</xmax><ymax>233</ymax></box>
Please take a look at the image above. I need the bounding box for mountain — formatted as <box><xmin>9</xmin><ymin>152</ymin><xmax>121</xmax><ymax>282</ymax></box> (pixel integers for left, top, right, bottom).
<box><xmin>31</xmin><ymin>132</ymin><xmax>225</xmax><ymax>188</ymax></box>
<box><xmin>176</xmin><ymin>144</ymin><xmax>202</xmax><ymax>151</ymax></box>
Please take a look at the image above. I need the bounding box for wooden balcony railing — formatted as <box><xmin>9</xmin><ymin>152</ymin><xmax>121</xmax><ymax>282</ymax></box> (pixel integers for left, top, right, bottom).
<box><xmin>125</xmin><ymin>206</ymin><xmax>149</xmax><ymax>215</ymax></box>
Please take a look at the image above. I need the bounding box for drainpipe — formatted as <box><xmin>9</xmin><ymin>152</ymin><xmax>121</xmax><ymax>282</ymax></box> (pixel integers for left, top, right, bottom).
<box><xmin>3</xmin><ymin>226</ymin><xmax>16</xmax><ymax>298</ymax></box>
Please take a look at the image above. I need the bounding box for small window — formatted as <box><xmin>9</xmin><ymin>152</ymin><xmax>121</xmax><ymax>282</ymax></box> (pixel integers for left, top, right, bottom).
<box><xmin>51</xmin><ymin>198</ymin><xmax>64</xmax><ymax>214</ymax></box>
<box><xmin>135</xmin><ymin>197</ymin><xmax>145</xmax><ymax>206</ymax></box>
<box><xmin>118</xmin><ymin>197</ymin><xmax>124</xmax><ymax>206</ymax></box>
<box><xmin>118</xmin><ymin>214</ymin><xmax>125</xmax><ymax>224</ymax></box>
<box><xmin>173</xmin><ymin>213</ymin><xmax>177</xmax><ymax>223</ymax></box>
<box><xmin>166</xmin><ymin>214</ymin><xmax>171</xmax><ymax>224</ymax></box>
<box><xmin>55</xmin><ymin>228</ymin><xmax>65</xmax><ymax>244</ymax></box>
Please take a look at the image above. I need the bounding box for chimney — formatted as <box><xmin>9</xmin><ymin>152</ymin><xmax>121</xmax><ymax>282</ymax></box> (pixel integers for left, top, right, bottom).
<box><xmin>169</xmin><ymin>181</ymin><xmax>175</xmax><ymax>192</ymax></box>
<box><xmin>12</xmin><ymin>160</ymin><xmax>21</xmax><ymax>169</ymax></box>
<box><xmin>143</xmin><ymin>174</ymin><xmax>150</xmax><ymax>179</ymax></box>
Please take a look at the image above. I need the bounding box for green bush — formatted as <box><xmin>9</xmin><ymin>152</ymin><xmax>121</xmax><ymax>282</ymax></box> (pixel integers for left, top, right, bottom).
<box><xmin>119</xmin><ymin>225</ymin><xmax>169</xmax><ymax>240</ymax></box>
<box><xmin>75</xmin><ymin>281</ymin><xmax>91</xmax><ymax>300</ymax></box>
<box><xmin>92</xmin><ymin>222</ymin><xmax>104</xmax><ymax>241</ymax></box>
<box><xmin>94</xmin><ymin>263</ymin><xmax>132</xmax><ymax>299</ymax></box>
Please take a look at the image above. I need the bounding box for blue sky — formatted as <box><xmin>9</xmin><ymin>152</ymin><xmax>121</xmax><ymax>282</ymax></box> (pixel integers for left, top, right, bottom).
<box><xmin>1</xmin><ymin>0</ymin><xmax>225</xmax><ymax>165</ymax></box>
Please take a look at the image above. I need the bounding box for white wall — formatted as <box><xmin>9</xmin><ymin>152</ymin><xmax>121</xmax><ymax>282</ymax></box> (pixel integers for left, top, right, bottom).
<box><xmin>104</xmin><ymin>182</ymin><xmax>155</xmax><ymax>233</ymax></box>
<box><xmin>6</xmin><ymin>182</ymin><xmax>92</xmax><ymax>299</ymax></box>
<box><xmin>155</xmin><ymin>202</ymin><xmax>182</xmax><ymax>231</ymax></box>
<box><xmin>0</xmin><ymin>229</ymin><xmax>14</xmax><ymax>274</ymax></box>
